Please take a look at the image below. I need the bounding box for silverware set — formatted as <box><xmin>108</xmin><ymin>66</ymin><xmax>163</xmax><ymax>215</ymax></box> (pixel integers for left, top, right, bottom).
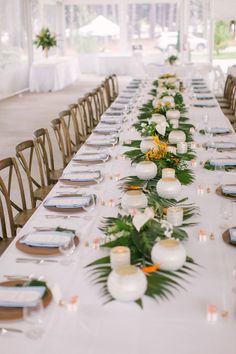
<box><xmin>44</xmin><ymin>214</ymin><xmax>81</xmax><ymax>219</ymax></box>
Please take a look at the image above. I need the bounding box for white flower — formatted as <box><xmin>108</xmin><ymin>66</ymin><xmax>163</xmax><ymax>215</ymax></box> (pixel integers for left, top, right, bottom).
<box><xmin>141</xmin><ymin>122</ymin><xmax>146</xmax><ymax>127</ymax></box>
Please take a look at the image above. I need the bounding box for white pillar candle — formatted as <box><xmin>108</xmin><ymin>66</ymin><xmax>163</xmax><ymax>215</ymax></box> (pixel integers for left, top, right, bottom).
<box><xmin>166</xmin><ymin>146</ymin><xmax>177</xmax><ymax>154</ymax></box>
<box><xmin>110</xmin><ymin>246</ymin><xmax>131</xmax><ymax>270</ymax></box>
<box><xmin>169</xmin><ymin>119</ymin><xmax>179</xmax><ymax>129</ymax></box>
<box><xmin>162</xmin><ymin>168</ymin><xmax>175</xmax><ymax>179</ymax></box>
<box><xmin>177</xmin><ymin>142</ymin><xmax>188</xmax><ymax>154</ymax></box>
<box><xmin>167</xmin><ymin>206</ymin><xmax>183</xmax><ymax>226</ymax></box>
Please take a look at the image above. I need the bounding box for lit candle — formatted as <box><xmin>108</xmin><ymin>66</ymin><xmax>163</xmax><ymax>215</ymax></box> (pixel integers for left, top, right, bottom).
<box><xmin>166</xmin><ymin>146</ymin><xmax>177</xmax><ymax>154</ymax></box>
<box><xmin>110</xmin><ymin>246</ymin><xmax>131</xmax><ymax>270</ymax></box>
<box><xmin>177</xmin><ymin>142</ymin><xmax>188</xmax><ymax>154</ymax></box>
<box><xmin>162</xmin><ymin>168</ymin><xmax>175</xmax><ymax>179</ymax></box>
<box><xmin>198</xmin><ymin>229</ymin><xmax>207</xmax><ymax>242</ymax></box>
<box><xmin>191</xmin><ymin>159</ymin><xmax>197</xmax><ymax>168</ymax></box>
<box><xmin>197</xmin><ymin>185</ymin><xmax>204</xmax><ymax>196</ymax></box>
<box><xmin>207</xmin><ymin>304</ymin><xmax>217</xmax><ymax>321</ymax></box>
<box><xmin>167</xmin><ymin>207</ymin><xmax>183</xmax><ymax>226</ymax></box>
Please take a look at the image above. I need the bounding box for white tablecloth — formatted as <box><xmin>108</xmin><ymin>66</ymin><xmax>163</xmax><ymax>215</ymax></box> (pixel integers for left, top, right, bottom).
<box><xmin>96</xmin><ymin>53</ymin><xmax>144</xmax><ymax>77</ymax></box>
<box><xmin>29</xmin><ymin>56</ymin><xmax>80</xmax><ymax>93</ymax></box>
<box><xmin>1</xmin><ymin>79</ymin><xmax>236</xmax><ymax>354</ymax></box>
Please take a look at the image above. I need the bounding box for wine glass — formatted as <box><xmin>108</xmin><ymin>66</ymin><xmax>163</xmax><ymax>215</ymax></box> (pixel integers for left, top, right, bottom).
<box><xmin>214</xmin><ymin>165</ymin><xmax>225</xmax><ymax>187</ymax></box>
<box><xmin>23</xmin><ymin>298</ymin><xmax>44</xmax><ymax>339</ymax></box>
<box><xmin>81</xmin><ymin>194</ymin><xmax>96</xmax><ymax>220</ymax></box>
<box><xmin>219</xmin><ymin>199</ymin><xmax>233</xmax><ymax>227</ymax></box>
<box><xmin>59</xmin><ymin>237</ymin><xmax>76</xmax><ymax>265</ymax></box>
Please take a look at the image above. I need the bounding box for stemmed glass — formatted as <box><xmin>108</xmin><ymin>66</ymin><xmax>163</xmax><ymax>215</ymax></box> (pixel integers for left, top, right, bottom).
<box><xmin>214</xmin><ymin>165</ymin><xmax>225</xmax><ymax>187</ymax></box>
<box><xmin>23</xmin><ymin>298</ymin><xmax>44</xmax><ymax>339</ymax></box>
<box><xmin>219</xmin><ymin>199</ymin><xmax>233</xmax><ymax>229</ymax></box>
<box><xmin>81</xmin><ymin>194</ymin><xmax>96</xmax><ymax>220</ymax></box>
<box><xmin>59</xmin><ymin>237</ymin><xmax>76</xmax><ymax>265</ymax></box>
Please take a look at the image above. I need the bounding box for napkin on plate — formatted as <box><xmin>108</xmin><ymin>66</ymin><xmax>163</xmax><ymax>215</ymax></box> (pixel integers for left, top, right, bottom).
<box><xmin>73</xmin><ymin>153</ymin><xmax>108</xmax><ymax>162</ymax></box>
<box><xmin>208</xmin><ymin>127</ymin><xmax>231</xmax><ymax>134</ymax></box>
<box><xmin>110</xmin><ymin>103</ymin><xmax>126</xmax><ymax>110</ymax></box>
<box><xmin>86</xmin><ymin>138</ymin><xmax>117</xmax><ymax>146</ymax></box>
<box><xmin>44</xmin><ymin>196</ymin><xmax>91</xmax><ymax>208</ymax></box>
<box><xmin>229</xmin><ymin>228</ymin><xmax>236</xmax><ymax>243</ymax></box>
<box><xmin>193</xmin><ymin>103</ymin><xmax>217</xmax><ymax>108</ymax></box>
<box><xmin>0</xmin><ymin>286</ymin><xmax>46</xmax><ymax>307</ymax></box>
<box><xmin>209</xmin><ymin>158</ymin><xmax>236</xmax><ymax>166</ymax></box>
<box><xmin>20</xmin><ymin>230</ymin><xmax>75</xmax><ymax>248</ymax></box>
<box><xmin>60</xmin><ymin>171</ymin><xmax>101</xmax><ymax>182</ymax></box>
<box><xmin>103</xmin><ymin>111</ymin><xmax>123</xmax><ymax>116</ymax></box>
<box><xmin>221</xmin><ymin>184</ymin><xmax>236</xmax><ymax>195</ymax></box>
<box><xmin>93</xmin><ymin>127</ymin><xmax>119</xmax><ymax>133</ymax></box>
<box><xmin>213</xmin><ymin>141</ymin><xmax>236</xmax><ymax>149</ymax></box>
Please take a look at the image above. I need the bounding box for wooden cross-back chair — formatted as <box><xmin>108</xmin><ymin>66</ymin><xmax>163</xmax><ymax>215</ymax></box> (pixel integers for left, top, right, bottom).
<box><xmin>86</xmin><ymin>91</ymin><xmax>101</xmax><ymax>128</ymax></box>
<box><xmin>68</xmin><ymin>103</ymin><xmax>87</xmax><ymax>146</ymax></box>
<box><xmin>110</xmin><ymin>74</ymin><xmax>119</xmax><ymax>100</ymax></box>
<box><xmin>51</xmin><ymin>118</ymin><xmax>73</xmax><ymax>168</ymax></box>
<box><xmin>16</xmin><ymin>140</ymin><xmax>53</xmax><ymax>202</ymax></box>
<box><xmin>97</xmin><ymin>82</ymin><xmax>109</xmax><ymax>113</ymax></box>
<box><xmin>33</xmin><ymin>128</ymin><xmax>64</xmax><ymax>183</ymax></box>
<box><xmin>104</xmin><ymin>76</ymin><xmax>113</xmax><ymax>106</ymax></box>
<box><xmin>0</xmin><ymin>157</ymin><xmax>36</xmax><ymax>254</ymax></box>
<box><xmin>58</xmin><ymin>110</ymin><xmax>83</xmax><ymax>154</ymax></box>
<box><xmin>77</xmin><ymin>95</ymin><xmax>94</xmax><ymax>137</ymax></box>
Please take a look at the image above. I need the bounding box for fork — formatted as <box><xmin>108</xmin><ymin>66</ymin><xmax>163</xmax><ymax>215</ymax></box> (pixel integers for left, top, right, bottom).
<box><xmin>45</xmin><ymin>214</ymin><xmax>81</xmax><ymax>219</ymax></box>
<box><xmin>16</xmin><ymin>258</ymin><xmax>58</xmax><ymax>264</ymax></box>
<box><xmin>0</xmin><ymin>328</ymin><xmax>23</xmax><ymax>334</ymax></box>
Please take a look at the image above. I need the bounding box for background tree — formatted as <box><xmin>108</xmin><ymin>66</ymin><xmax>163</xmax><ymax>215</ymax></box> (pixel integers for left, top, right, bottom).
<box><xmin>214</xmin><ymin>20</ymin><xmax>231</xmax><ymax>54</ymax></box>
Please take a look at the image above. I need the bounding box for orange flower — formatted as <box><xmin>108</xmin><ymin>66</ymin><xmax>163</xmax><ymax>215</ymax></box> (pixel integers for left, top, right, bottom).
<box><xmin>141</xmin><ymin>263</ymin><xmax>161</xmax><ymax>273</ymax></box>
<box><xmin>127</xmin><ymin>185</ymin><xmax>142</xmax><ymax>190</ymax></box>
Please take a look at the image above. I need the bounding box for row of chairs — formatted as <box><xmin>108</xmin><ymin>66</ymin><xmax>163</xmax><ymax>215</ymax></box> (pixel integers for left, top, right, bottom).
<box><xmin>216</xmin><ymin>74</ymin><xmax>236</xmax><ymax>130</ymax></box>
<box><xmin>0</xmin><ymin>74</ymin><xmax>119</xmax><ymax>255</ymax></box>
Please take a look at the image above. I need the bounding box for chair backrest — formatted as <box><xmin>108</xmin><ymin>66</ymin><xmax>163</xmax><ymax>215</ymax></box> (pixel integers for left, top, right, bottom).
<box><xmin>33</xmin><ymin>127</ymin><xmax>61</xmax><ymax>182</ymax></box>
<box><xmin>59</xmin><ymin>110</ymin><xmax>82</xmax><ymax>153</ymax></box>
<box><xmin>97</xmin><ymin>82</ymin><xmax>109</xmax><ymax>113</ymax></box>
<box><xmin>104</xmin><ymin>76</ymin><xmax>112</xmax><ymax>106</ymax></box>
<box><xmin>16</xmin><ymin>140</ymin><xmax>49</xmax><ymax>194</ymax></box>
<box><xmin>51</xmin><ymin>118</ymin><xmax>72</xmax><ymax>168</ymax></box>
<box><xmin>77</xmin><ymin>96</ymin><xmax>93</xmax><ymax>136</ymax></box>
<box><xmin>68</xmin><ymin>103</ymin><xmax>87</xmax><ymax>144</ymax></box>
<box><xmin>0</xmin><ymin>157</ymin><xmax>34</xmax><ymax>239</ymax></box>
<box><xmin>111</xmin><ymin>74</ymin><xmax>119</xmax><ymax>100</ymax></box>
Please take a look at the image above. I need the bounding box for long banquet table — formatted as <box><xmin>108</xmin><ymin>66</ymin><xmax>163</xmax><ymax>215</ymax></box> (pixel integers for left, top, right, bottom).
<box><xmin>1</xmin><ymin>76</ymin><xmax>236</xmax><ymax>354</ymax></box>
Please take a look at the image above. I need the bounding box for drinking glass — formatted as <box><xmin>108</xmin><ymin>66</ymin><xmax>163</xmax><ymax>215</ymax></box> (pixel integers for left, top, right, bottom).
<box><xmin>59</xmin><ymin>237</ymin><xmax>76</xmax><ymax>265</ymax></box>
<box><xmin>81</xmin><ymin>194</ymin><xmax>96</xmax><ymax>220</ymax></box>
<box><xmin>219</xmin><ymin>199</ymin><xmax>233</xmax><ymax>229</ymax></box>
<box><xmin>23</xmin><ymin>298</ymin><xmax>44</xmax><ymax>339</ymax></box>
<box><xmin>214</xmin><ymin>165</ymin><xmax>225</xmax><ymax>186</ymax></box>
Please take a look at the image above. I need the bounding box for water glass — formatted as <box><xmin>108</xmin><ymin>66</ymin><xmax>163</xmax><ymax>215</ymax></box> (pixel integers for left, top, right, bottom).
<box><xmin>23</xmin><ymin>299</ymin><xmax>44</xmax><ymax>339</ymax></box>
<box><xmin>214</xmin><ymin>165</ymin><xmax>225</xmax><ymax>186</ymax></box>
<box><xmin>59</xmin><ymin>237</ymin><xmax>76</xmax><ymax>265</ymax></box>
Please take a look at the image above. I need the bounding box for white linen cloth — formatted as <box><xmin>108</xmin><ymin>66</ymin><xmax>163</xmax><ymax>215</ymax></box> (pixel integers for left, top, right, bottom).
<box><xmin>29</xmin><ymin>56</ymin><xmax>80</xmax><ymax>93</ymax></box>
<box><xmin>1</xmin><ymin>78</ymin><xmax>236</xmax><ymax>354</ymax></box>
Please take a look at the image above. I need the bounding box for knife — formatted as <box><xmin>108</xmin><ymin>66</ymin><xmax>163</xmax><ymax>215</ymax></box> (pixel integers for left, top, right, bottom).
<box><xmin>0</xmin><ymin>327</ymin><xmax>23</xmax><ymax>334</ymax></box>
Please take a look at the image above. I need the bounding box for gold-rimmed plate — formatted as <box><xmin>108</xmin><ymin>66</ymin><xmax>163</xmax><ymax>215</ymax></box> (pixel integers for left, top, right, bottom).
<box><xmin>222</xmin><ymin>229</ymin><xmax>236</xmax><ymax>247</ymax></box>
<box><xmin>216</xmin><ymin>185</ymin><xmax>236</xmax><ymax>200</ymax></box>
<box><xmin>0</xmin><ymin>280</ymin><xmax>52</xmax><ymax>321</ymax></box>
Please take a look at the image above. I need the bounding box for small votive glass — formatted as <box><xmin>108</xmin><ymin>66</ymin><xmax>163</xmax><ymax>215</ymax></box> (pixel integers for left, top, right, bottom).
<box><xmin>166</xmin><ymin>207</ymin><xmax>183</xmax><ymax>227</ymax></box>
<box><xmin>110</xmin><ymin>246</ymin><xmax>131</xmax><ymax>270</ymax></box>
<box><xmin>162</xmin><ymin>168</ymin><xmax>175</xmax><ymax>179</ymax></box>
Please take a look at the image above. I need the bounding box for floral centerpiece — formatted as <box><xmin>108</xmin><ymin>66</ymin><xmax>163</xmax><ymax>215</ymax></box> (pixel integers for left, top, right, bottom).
<box><xmin>33</xmin><ymin>27</ymin><xmax>57</xmax><ymax>58</ymax></box>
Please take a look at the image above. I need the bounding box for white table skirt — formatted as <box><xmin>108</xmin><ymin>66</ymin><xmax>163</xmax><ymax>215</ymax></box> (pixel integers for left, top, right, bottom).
<box><xmin>29</xmin><ymin>56</ymin><xmax>80</xmax><ymax>93</ymax></box>
<box><xmin>1</xmin><ymin>80</ymin><xmax>236</xmax><ymax>354</ymax></box>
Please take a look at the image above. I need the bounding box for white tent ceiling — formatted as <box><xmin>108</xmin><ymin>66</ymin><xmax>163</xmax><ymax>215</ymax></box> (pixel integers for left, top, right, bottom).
<box><xmin>213</xmin><ymin>0</ymin><xmax>236</xmax><ymax>20</ymax></box>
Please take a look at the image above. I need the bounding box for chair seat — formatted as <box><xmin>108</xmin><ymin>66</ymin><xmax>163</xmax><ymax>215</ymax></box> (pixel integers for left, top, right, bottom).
<box><xmin>225</xmin><ymin>114</ymin><xmax>236</xmax><ymax>123</ymax></box>
<box><xmin>221</xmin><ymin>108</ymin><xmax>234</xmax><ymax>115</ymax></box>
<box><xmin>219</xmin><ymin>103</ymin><xmax>230</xmax><ymax>108</ymax></box>
<box><xmin>0</xmin><ymin>237</ymin><xmax>14</xmax><ymax>256</ymax></box>
<box><xmin>50</xmin><ymin>168</ymin><xmax>64</xmax><ymax>183</ymax></box>
<box><xmin>14</xmin><ymin>208</ymin><xmax>36</xmax><ymax>228</ymax></box>
<box><xmin>34</xmin><ymin>185</ymin><xmax>53</xmax><ymax>201</ymax></box>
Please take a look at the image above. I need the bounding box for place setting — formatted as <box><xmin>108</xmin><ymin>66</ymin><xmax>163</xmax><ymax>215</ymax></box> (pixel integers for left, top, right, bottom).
<box><xmin>59</xmin><ymin>170</ymin><xmax>104</xmax><ymax>186</ymax></box>
<box><xmin>85</xmin><ymin>136</ymin><xmax>119</xmax><ymax>148</ymax></box>
<box><xmin>216</xmin><ymin>184</ymin><xmax>236</xmax><ymax>200</ymax></box>
<box><xmin>72</xmin><ymin>151</ymin><xmax>111</xmax><ymax>164</ymax></box>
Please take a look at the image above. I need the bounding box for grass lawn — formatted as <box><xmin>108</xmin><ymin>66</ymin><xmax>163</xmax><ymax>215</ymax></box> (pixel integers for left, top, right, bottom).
<box><xmin>213</xmin><ymin>52</ymin><xmax>236</xmax><ymax>60</ymax></box>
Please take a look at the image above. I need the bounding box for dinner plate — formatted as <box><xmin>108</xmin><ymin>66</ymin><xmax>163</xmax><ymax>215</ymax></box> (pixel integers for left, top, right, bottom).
<box><xmin>0</xmin><ymin>280</ymin><xmax>52</xmax><ymax>321</ymax></box>
<box><xmin>216</xmin><ymin>185</ymin><xmax>236</xmax><ymax>200</ymax></box>
<box><xmin>59</xmin><ymin>171</ymin><xmax>103</xmax><ymax>185</ymax></box>
<box><xmin>16</xmin><ymin>232</ymin><xmax>79</xmax><ymax>256</ymax></box>
<box><xmin>44</xmin><ymin>195</ymin><xmax>93</xmax><ymax>212</ymax></box>
<box><xmin>86</xmin><ymin>139</ymin><xmax>118</xmax><ymax>147</ymax></box>
<box><xmin>222</xmin><ymin>229</ymin><xmax>236</xmax><ymax>247</ymax></box>
<box><xmin>73</xmin><ymin>153</ymin><xmax>110</xmax><ymax>164</ymax></box>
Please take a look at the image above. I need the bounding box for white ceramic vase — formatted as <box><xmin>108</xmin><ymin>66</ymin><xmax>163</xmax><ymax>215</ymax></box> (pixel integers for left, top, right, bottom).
<box><xmin>166</xmin><ymin>110</ymin><xmax>181</xmax><ymax>120</ymax></box>
<box><xmin>135</xmin><ymin>161</ymin><xmax>157</xmax><ymax>180</ymax></box>
<box><xmin>140</xmin><ymin>137</ymin><xmax>156</xmax><ymax>153</ymax></box>
<box><xmin>151</xmin><ymin>239</ymin><xmax>186</xmax><ymax>271</ymax></box>
<box><xmin>168</xmin><ymin>130</ymin><xmax>186</xmax><ymax>144</ymax></box>
<box><xmin>156</xmin><ymin>177</ymin><xmax>181</xmax><ymax>199</ymax></box>
<box><xmin>107</xmin><ymin>265</ymin><xmax>147</xmax><ymax>301</ymax></box>
<box><xmin>121</xmin><ymin>190</ymin><xmax>148</xmax><ymax>210</ymax></box>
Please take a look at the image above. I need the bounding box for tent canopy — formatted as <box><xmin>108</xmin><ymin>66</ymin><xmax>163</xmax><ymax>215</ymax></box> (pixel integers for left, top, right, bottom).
<box><xmin>79</xmin><ymin>15</ymin><xmax>120</xmax><ymax>37</ymax></box>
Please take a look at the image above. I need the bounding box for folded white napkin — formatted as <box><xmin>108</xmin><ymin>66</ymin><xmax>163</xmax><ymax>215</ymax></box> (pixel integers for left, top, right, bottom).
<box><xmin>86</xmin><ymin>138</ymin><xmax>117</xmax><ymax>146</ymax></box>
<box><xmin>73</xmin><ymin>153</ymin><xmax>108</xmax><ymax>161</ymax></box>
<box><xmin>0</xmin><ymin>286</ymin><xmax>46</xmax><ymax>307</ymax></box>
<box><xmin>44</xmin><ymin>196</ymin><xmax>91</xmax><ymax>208</ymax></box>
<box><xmin>94</xmin><ymin>127</ymin><xmax>119</xmax><ymax>133</ymax></box>
<box><xmin>212</xmin><ymin>142</ymin><xmax>236</xmax><ymax>149</ymax></box>
<box><xmin>209</xmin><ymin>158</ymin><xmax>236</xmax><ymax>166</ymax></box>
<box><xmin>20</xmin><ymin>230</ymin><xmax>75</xmax><ymax>247</ymax></box>
<box><xmin>60</xmin><ymin>171</ymin><xmax>100</xmax><ymax>182</ymax></box>
<box><xmin>208</xmin><ymin>127</ymin><xmax>231</xmax><ymax>134</ymax></box>
<box><xmin>222</xmin><ymin>184</ymin><xmax>236</xmax><ymax>195</ymax></box>
<box><xmin>229</xmin><ymin>228</ymin><xmax>236</xmax><ymax>242</ymax></box>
